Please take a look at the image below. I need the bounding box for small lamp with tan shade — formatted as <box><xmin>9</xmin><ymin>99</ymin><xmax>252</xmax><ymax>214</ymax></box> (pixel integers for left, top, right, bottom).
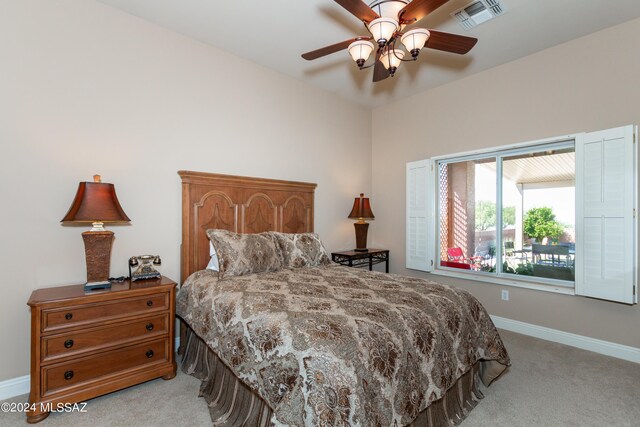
<box><xmin>348</xmin><ymin>193</ymin><xmax>375</xmax><ymax>252</ymax></box>
<box><xmin>61</xmin><ymin>175</ymin><xmax>130</xmax><ymax>291</ymax></box>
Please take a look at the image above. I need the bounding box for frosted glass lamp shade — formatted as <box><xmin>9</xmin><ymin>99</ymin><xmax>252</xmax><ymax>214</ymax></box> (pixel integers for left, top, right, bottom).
<box><xmin>401</xmin><ymin>28</ymin><xmax>430</xmax><ymax>57</ymax></box>
<box><xmin>380</xmin><ymin>49</ymin><xmax>405</xmax><ymax>72</ymax></box>
<box><xmin>348</xmin><ymin>40</ymin><xmax>375</xmax><ymax>67</ymax></box>
<box><xmin>368</xmin><ymin>17</ymin><xmax>399</xmax><ymax>45</ymax></box>
<box><xmin>369</xmin><ymin>0</ymin><xmax>409</xmax><ymax>19</ymax></box>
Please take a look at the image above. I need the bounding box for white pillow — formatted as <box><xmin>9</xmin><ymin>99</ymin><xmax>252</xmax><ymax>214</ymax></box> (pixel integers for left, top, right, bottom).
<box><xmin>207</xmin><ymin>241</ymin><xmax>219</xmax><ymax>271</ymax></box>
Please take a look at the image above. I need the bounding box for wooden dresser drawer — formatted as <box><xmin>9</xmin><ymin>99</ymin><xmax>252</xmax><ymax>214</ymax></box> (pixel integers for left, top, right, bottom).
<box><xmin>42</xmin><ymin>293</ymin><xmax>168</xmax><ymax>332</ymax></box>
<box><xmin>28</xmin><ymin>276</ymin><xmax>177</xmax><ymax>423</ymax></box>
<box><xmin>42</xmin><ymin>314</ymin><xmax>168</xmax><ymax>362</ymax></box>
<box><xmin>42</xmin><ymin>339</ymin><xmax>168</xmax><ymax>396</ymax></box>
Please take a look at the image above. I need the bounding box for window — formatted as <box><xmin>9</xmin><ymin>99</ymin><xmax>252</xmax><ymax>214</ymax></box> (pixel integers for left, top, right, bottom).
<box><xmin>437</xmin><ymin>144</ymin><xmax>575</xmax><ymax>285</ymax></box>
<box><xmin>406</xmin><ymin>126</ymin><xmax>637</xmax><ymax>304</ymax></box>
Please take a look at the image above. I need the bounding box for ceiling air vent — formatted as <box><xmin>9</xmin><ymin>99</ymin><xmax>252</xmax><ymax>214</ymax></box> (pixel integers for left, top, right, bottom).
<box><xmin>451</xmin><ymin>0</ymin><xmax>507</xmax><ymax>30</ymax></box>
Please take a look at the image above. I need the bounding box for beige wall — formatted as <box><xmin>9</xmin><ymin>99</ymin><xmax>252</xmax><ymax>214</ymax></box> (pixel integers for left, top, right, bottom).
<box><xmin>372</xmin><ymin>17</ymin><xmax>640</xmax><ymax>348</ymax></box>
<box><xmin>0</xmin><ymin>0</ymin><xmax>371</xmax><ymax>380</ymax></box>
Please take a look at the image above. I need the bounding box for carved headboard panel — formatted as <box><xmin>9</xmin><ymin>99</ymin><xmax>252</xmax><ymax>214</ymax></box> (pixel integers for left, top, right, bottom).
<box><xmin>179</xmin><ymin>171</ymin><xmax>317</xmax><ymax>283</ymax></box>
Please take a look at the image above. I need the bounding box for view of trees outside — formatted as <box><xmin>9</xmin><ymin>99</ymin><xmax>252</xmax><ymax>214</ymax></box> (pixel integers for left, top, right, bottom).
<box><xmin>523</xmin><ymin>207</ymin><xmax>564</xmax><ymax>242</ymax></box>
<box><xmin>474</xmin><ymin>202</ymin><xmax>566</xmax><ymax>242</ymax></box>
<box><xmin>475</xmin><ymin>201</ymin><xmax>515</xmax><ymax>231</ymax></box>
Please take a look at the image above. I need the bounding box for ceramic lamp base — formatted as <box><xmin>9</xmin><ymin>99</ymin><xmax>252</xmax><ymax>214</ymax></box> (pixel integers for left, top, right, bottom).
<box><xmin>353</xmin><ymin>222</ymin><xmax>370</xmax><ymax>252</ymax></box>
<box><xmin>81</xmin><ymin>230</ymin><xmax>114</xmax><ymax>287</ymax></box>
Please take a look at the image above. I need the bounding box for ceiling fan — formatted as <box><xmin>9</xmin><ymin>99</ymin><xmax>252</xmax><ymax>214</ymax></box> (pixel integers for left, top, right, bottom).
<box><xmin>302</xmin><ymin>0</ymin><xmax>478</xmax><ymax>82</ymax></box>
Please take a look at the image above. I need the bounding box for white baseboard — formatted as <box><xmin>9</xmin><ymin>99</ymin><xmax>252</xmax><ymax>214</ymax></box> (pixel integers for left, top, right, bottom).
<box><xmin>491</xmin><ymin>315</ymin><xmax>640</xmax><ymax>364</ymax></box>
<box><xmin>0</xmin><ymin>337</ymin><xmax>182</xmax><ymax>402</ymax></box>
<box><xmin>0</xmin><ymin>375</ymin><xmax>29</xmax><ymax>401</ymax></box>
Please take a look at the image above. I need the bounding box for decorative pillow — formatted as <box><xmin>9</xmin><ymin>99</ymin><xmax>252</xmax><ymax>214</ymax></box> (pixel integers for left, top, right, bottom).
<box><xmin>206</xmin><ymin>229</ymin><xmax>283</xmax><ymax>279</ymax></box>
<box><xmin>206</xmin><ymin>241</ymin><xmax>219</xmax><ymax>272</ymax></box>
<box><xmin>270</xmin><ymin>232</ymin><xmax>331</xmax><ymax>268</ymax></box>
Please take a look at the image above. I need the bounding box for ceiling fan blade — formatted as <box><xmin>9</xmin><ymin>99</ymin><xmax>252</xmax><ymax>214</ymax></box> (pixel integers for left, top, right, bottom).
<box><xmin>372</xmin><ymin>50</ymin><xmax>389</xmax><ymax>82</ymax></box>
<box><xmin>398</xmin><ymin>0</ymin><xmax>450</xmax><ymax>24</ymax></box>
<box><xmin>334</xmin><ymin>0</ymin><xmax>379</xmax><ymax>23</ymax></box>
<box><xmin>424</xmin><ymin>30</ymin><xmax>478</xmax><ymax>54</ymax></box>
<box><xmin>302</xmin><ymin>37</ymin><xmax>371</xmax><ymax>60</ymax></box>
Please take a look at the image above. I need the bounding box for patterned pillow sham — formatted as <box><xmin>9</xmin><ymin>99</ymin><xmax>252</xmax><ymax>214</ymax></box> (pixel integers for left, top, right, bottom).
<box><xmin>206</xmin><ymin>229</ymin><xmax>283</xmax><ymax>279</ymax></box>
<box><xmin>270</xmin><ymin>232</ymin><xmax>331</xmax><ymax>268</ymax></box>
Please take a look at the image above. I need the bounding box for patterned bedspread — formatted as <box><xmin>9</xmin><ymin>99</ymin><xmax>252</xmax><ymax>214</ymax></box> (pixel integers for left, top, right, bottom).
<box><xmin>176</xmin><ymin>265</ymin><xmax>510</xmax><ymax>426</ymax></box>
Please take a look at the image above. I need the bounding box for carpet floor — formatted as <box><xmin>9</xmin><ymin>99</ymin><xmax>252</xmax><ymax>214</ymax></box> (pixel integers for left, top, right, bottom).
<box><xmin>1</xmin><ymin>329</ymin><xmax>638</xmax><ymax>426</ymax></box>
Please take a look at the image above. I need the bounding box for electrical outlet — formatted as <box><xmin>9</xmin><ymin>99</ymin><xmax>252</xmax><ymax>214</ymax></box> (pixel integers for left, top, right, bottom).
<box><xmin>501</xmin><ymin>289</ymin><xmax>509</xmax><ymax>301</ymax></box>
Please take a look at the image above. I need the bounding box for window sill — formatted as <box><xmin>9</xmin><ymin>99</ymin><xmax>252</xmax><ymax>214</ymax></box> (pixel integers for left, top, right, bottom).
<box><xmin>429</xmin><ymin>268</ymin><xmax>576</xmax><ymax>296</ymax></box>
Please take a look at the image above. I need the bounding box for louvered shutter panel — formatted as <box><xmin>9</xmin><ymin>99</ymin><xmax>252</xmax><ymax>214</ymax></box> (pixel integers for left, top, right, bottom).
<box><xmin>575</xmin><ymin>125</ymin><xmax>637</xmax><ymax>304</ymax></box>
<box><xmin>406</xmin><ymin>160</ymin><xmax>434</xmax><ymax>271</ymax></box>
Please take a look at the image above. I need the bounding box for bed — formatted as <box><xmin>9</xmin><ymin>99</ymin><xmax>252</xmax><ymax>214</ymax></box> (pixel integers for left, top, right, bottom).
<box><xmin>175</xmin><ymin>170</ymin><xmax>510</xmax><ymax>427</ymax></box>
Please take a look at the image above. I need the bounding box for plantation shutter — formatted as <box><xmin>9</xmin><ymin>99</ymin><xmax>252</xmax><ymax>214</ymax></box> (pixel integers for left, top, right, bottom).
<box><xmin>575</xmin><ymin>125</ymin><xmax>637</xmax><ymax>304</ymax></box>
<box><xmin>406</xmin><ymin>159</ymin><xmax>434</xmax><ymax>271</ymax></box>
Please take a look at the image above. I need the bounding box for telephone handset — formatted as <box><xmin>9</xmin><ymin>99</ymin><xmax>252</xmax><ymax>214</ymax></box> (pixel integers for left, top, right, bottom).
<box><xmin>129</xmin><ymin>255</ymin><xmax>161</xmax><ymax>281</ymax></box>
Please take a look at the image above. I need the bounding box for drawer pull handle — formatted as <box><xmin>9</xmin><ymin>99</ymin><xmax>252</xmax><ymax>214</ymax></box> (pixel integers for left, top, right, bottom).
<box><xmin>64</xmin><ymin>339</ymin><xmax>74</xmax><ymax>349</ymax></box>
<box><xmin>64</xmin><ymin>370</ymin><xmax>74</xmax><ymax>380</ymax></box>
<box><xmin>146</xmin><ymin>350</ymin><xmax>154</xmax><ymax>358</ymax></box>
<box><xmin>145</xmin><ymin>323</ymin><xmax>154</xmax><ymax>331</ymax></box>
<box><xmin>146</xmin><ymin>300</ymin><xmax>153</xmax><ymax>307</ymax></box>
<box><xmin>65</xmin><ymin>313</ymin><xmax>73</xmax><ymax>320</ymax></box>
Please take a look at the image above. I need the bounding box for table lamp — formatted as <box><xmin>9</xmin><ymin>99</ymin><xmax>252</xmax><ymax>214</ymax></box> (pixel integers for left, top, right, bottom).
<box><xmin>61</xmin><ymin>175</ymin><xmax>130</xmax><ymax>291</ymax></box>
<box><xmin>348</xmin><ymin>193</ymin><xmax>375</xmax><ymax>252</ymax></box>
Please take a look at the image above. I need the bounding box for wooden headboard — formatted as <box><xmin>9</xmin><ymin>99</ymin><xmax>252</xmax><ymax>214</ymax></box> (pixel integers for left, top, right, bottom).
<box><xmin>178</xmin><ymin>170</ymin><xmax>317</xmax><ymax>283</ymax></box>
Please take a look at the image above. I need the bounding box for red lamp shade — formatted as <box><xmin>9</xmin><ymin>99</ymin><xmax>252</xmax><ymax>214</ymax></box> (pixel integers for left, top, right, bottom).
<box><xmin>348</xmin><ymin>193</ymin><xmax>375</xmax><ymax>220</ymax></box>
<box><xmin>61</xmin><ymin>179</ymin><xmax>130</xmax><ymax>223</ymax></box>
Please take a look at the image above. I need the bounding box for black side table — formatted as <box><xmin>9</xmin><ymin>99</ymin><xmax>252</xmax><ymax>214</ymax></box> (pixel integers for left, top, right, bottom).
<box><xmin>331</xmin><ymin>249</ymin><xmax>389</xmax><ymax>273</ymax></box>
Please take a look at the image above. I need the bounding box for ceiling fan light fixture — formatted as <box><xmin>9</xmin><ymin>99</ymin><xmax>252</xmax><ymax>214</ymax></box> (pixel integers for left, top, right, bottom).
<box><xmin>380</xmin><ymin>48</ymin><xmax>404</xmax><ymax>76</ymax></box>
<box><xmin>367</xmin><ymin>17</ymin><xmax>399</xmax><ymax>47</ymax></box>
<box><xmin>301</xmin><ymin>0</ymin><xmax>480</xmax><ymax>83</ymax></box>
<box><xmin>348</xmin><ymin>40</ymin><xmax>375</xmax><ymax>68</ymax></box>
<box><xmin>401</xmin><ymin>28</ymin><xmax>430</xmax><ymax>58</ymax></box>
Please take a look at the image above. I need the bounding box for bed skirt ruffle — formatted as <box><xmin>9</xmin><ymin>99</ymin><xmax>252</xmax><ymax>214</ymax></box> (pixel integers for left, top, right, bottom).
<box><xmin>181</xmin><ymin>327</ymin><xmax>502</xmax><ymax>427</ymax></box>
<box><xmin>181</xmin><ymin>327</ymin><xmax>273</xmax><ymax>426</ymax></box>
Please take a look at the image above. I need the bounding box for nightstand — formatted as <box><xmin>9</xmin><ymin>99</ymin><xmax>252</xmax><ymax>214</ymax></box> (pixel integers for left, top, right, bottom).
<box><xmin>331</xmin><ymin>249</ymin><xmax>390</xmax><ymax>273</ymax></box>
<box><xmin>26</xmin><ymin>276</ymin><xmax>177</xmax><ymax>423</ymax></box>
